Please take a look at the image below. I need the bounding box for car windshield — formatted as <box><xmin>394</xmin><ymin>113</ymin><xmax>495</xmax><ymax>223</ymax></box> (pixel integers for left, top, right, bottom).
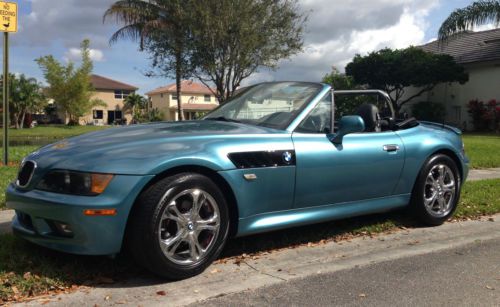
<box><xmin>203</xmin><ymin>82</ymin><xmax>323</xmax><ymax>129</ymax></box>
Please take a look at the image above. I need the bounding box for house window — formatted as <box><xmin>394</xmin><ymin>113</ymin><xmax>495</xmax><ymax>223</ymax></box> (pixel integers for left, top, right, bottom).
<box><xmin>204</xmin><ymin>94</ymin><xmax>211</xmax><ymax>102</ymax></box>
<box><xmin>114</xmin><ymin>90</ymin><xmax>132</xmax><ymax>99</ymax></box>
<box><xmin>172</xmin><ymin>94</ymin><xmax>178</xmax><ymax>100</ymax></box>
<box><xmin>160</xmin><ymin>93</ymin><xmax>164</xmax><ymax>98</ymax></box>
<box><xmin>93</xmin><ymin>110</ymin><xmax>103</xmax><ymax>119</ymax></box>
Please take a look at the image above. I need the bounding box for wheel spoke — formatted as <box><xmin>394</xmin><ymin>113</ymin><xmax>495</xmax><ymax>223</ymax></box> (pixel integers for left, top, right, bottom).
<box><xmin>437</xmin><ymin>165</ymin><xmax>446</xmax><ymax>184</ymax></box>
<box><xmin>166</xmin><ymin>201</ymin><xmax>186</xmax><ymax>224</ymax></box>
<box><xmin>188</xmin><ymin>234</ymin><xmax>203</xmax><ymax>260</ymax></box>
<box><xmin>160</xmin><ymin>231</ymin><xmax>185</xmax><ymax>256</ymax></box>
<box><xmin>443</xmin><ymin>182</ymin><xmax>455</xmax><ymax>193</ymax></box>
<box><xmin>424</xmin><ymin>192</ymin><xmax>437</xmax><ymax>207</ymax></box>
<box><xmin>437</xmin><ymin>196</ymin><xmax>446</xmax><ymax>212</ymax></box>
<box><xmin>190</xmin><ymin>190</ymin><xmax>206</xmax><ymax>220</ymax></box>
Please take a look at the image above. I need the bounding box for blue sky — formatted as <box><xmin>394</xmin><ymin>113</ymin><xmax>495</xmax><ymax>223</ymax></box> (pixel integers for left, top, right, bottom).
<box><xmin>9</xmin><ymin>0</ymin><xmax>478</xmax><ymax>94</ymax></box>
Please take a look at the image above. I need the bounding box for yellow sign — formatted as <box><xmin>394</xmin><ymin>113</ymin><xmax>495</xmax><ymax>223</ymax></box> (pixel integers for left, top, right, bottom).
<box><xmin>0</xmin><ymin>1</ymin><xmax>17</xmax><ymax>33</ymax></box>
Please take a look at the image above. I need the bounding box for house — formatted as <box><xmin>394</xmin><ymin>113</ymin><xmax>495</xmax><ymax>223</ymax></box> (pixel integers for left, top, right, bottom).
<box><xmin>404</xmin><ymin>29</ymin><xmax>500</xmax><ymax>130</ymax></box>
<box><xmin>78</xmin><ymin>74</ymin><xmax>138</xmax><ymax>125</ymax></box>
<box><xmin>146</xmin><ymin>80</ymin><xmax>218</xmax><ymax>121</ymax></box>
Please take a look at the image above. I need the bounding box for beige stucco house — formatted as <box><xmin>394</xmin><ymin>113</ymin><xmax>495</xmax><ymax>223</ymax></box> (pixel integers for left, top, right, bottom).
<box><xmin>403</xmin><ymin>29</ymin><xmax>500</xmax><ymax>130</ymax></box>
<box><xmin>77</xmin><ymin>74</ymin><xmax>138</xmax><ymax>125</ymax></box>
<box><xmin>146</xmin><ymin>80</ymin><xmax>218</xmax><ymax>121</ymax></box>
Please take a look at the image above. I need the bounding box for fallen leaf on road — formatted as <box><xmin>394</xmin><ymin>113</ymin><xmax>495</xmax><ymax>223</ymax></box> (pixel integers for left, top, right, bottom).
<box><xmin>485</xmin><ymin>285</ymin><xmax>495</xmax><ymax>290</ymax></box>
<box><xmin>156</xmin><ymin>291</ymin><xmax>167</xmax><ymax>296</ymax></box>
<box><xmin>210</xmin><ymin>269</ymin><xmax>221</xmax><ymax>274</ymax></box>
<box><xmin>104</xmin><ymin>295</ymin><xmax>111</xmax><ymax>301</ymax></box>
<box><xmin>488</xmin><ymin>217</ymin><xmax>495</xmax><ymax>222</ymax></box>
<box><xmin>359</xmin><ymin>293</ymin><xmax>367</xmax><ymax>298</ymax></box>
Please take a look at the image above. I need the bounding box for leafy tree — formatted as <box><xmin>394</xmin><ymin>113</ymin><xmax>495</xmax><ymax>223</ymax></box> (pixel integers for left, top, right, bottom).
<box><xmin>0</xmin><ymin>74</ymin><xmax>45</xmax><ymax>129</ymax></box>
<box><xmin>322</xmin><ymin>68</ymin><xmax>367</xmax><ymax>118</ymax></box>
<box><xmin>322</xmin><ymin>67</ymin><xmax>359</xmax><ymax>90</ymax></box>
<box><xmin>36</xmin><ymin>40</ymin><xmax>104</xmax><ymax>125</ymax></box>
<box><xmin>439</xmin><ymin>1</ymin><xmax>500</xmax><ymax>40</ymax></box>
<box><xmin>189</xmin><ymin>0</ymin><xmax>306</xmax><ymax>103</ymax></box>
<box><xmin>124</xmin><ymin>93</ymin><xmax>147</xmax><ymax>123</ymax></box>
<box><xmin>345</xmin><ymin>47</ymin><xmax>469</xmax><ymax>114</ymax></box>
<box><xmin>104</xmin><ymin>0</ymin><xmax>192</xmax><ymax>120</ymax></box>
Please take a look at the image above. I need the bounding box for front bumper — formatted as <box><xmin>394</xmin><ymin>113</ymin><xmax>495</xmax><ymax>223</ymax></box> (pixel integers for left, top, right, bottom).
<box><xmin>6</xmin><ymin>174</ymin><xmax>153</xmax><ymax>255</ymax></box>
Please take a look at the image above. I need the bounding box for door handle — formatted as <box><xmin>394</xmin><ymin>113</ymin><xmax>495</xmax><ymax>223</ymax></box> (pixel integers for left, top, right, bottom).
<box><xmin>383</xmin><ymin>144</ymin><xmax>399</xmax><ymax>152</ymax></box>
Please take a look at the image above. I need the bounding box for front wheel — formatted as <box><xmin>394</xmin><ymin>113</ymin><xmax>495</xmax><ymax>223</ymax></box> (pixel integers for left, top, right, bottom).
<box><xmin>126</xmin><ymin>173</ymin><xmax>230</xmax><ymax>279</ymax></box>
<box><xmin>410</xmin><ymin>154</ymin><xmax>461</xmax><ymax>225</ymax></box>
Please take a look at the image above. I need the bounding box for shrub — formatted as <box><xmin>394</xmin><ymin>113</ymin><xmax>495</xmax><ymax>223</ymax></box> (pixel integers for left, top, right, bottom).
<box><xmin>467</xmin><ymin>99</ymin><xmax>500</xmax><ymax>132</ymax></box>
<box><xmin>411</xmin><ymin>101</ymin><xmax>446</xmax><ymax>122</ymax></box>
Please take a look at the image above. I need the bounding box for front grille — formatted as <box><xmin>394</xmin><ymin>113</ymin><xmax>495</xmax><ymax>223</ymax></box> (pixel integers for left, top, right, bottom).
<box><xmin>17</xmin><ymin>161</ymin><xmax>36</xmax><ymax>187</ymax></box>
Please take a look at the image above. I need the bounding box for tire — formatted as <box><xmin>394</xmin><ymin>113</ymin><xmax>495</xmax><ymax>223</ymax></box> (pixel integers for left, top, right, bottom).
<box><xmin>126</xmin><ymin>173</ymin><xmax>230</xmax><ymax>279</ymax></box>
<box><xmin>410</xmin><ymin>154</ymin><xmax>461</xmax><ymax>226</ymax></box>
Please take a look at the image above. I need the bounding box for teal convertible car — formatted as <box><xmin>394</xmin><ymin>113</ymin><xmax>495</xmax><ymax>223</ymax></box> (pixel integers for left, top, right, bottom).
<box><xmin>7</xmin><ymin>82</ymin><xmax>468</xmax><ymax>279</ymax></box>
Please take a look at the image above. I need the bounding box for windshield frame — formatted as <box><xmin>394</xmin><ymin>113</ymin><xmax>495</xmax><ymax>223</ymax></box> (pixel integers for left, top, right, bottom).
<box><xmin>202</xmin><ymin>82</ymin><xmax>328</xmax><ymax>131</ymax></box>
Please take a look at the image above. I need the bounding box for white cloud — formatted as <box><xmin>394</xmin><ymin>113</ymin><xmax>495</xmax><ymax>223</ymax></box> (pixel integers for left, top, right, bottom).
<box><xmin>18</xmin><ymin>0</ymin><xmax>116</xmax><ymax>48</ymax></box>
<box><xmin>247</xmin><ymin>0</ymin><xmax>440</xmax><ymax>84</ymax></box>
<box><xmin>64</xmin><ymin>47</ymin><xmax>105</xmax><ymax>62</ymax></box>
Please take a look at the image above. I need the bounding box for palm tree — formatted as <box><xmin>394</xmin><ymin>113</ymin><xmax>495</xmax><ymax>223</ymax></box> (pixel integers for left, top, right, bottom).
<box><xmin>439</xmin><ymin>1</ymin><xmax>500</xmax><ymax>40</ymax></box>
<box><xmin>124</xmin><ymin>93</ymin><xmax>146</xmax><ymax>123</ymax></box>
<box><xmin>104</xmin><ymin>0</ymin><xmax>186</xmax><ymax>120</ymax></box>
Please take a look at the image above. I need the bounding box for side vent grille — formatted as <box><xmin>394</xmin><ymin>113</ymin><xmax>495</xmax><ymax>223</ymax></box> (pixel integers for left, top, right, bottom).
<box><xmin>228</xmin><ymin>150</ymin><xmax>295</xmax><ymax>169</ymax></box>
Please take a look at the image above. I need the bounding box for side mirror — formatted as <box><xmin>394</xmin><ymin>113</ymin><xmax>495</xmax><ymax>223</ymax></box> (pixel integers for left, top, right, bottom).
<box><xmin>331</xmin><ymin>115</ymin><xmax>365</xmax><ymax>144</ymax></box>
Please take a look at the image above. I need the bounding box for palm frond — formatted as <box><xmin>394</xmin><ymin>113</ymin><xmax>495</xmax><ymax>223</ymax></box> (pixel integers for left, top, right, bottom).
<box><xmin>439</xmin><ymin>0</ymin><xmax>500</xmax><ymax>41</ymax></box>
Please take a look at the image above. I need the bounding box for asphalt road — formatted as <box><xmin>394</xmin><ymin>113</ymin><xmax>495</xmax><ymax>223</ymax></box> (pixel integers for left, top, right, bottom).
<box><xmin>195</xmin><ymin>238</ymin><xmax>500</xmax><ymax>307</ymax></box>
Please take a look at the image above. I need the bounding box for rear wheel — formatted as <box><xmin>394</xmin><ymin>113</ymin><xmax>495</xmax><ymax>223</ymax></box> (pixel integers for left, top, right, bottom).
<box><xmin>410</xmin><ymin>154</ymin><xmax>461</xmax><ymax>225</ymax></box>
<box><xmin>126</xmin><ymin>173</ymin><xmax>229</xmax><ymax>279</ymax></box>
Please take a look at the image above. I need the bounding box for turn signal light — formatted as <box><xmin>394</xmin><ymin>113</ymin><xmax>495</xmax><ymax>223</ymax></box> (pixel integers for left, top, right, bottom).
<box><xmin>83</xmin><ymin>209</ymin><xmax>117</xmax><ymax>216</ymax></box>
<box><xmin>90</xmin><ymin>174</ymin><xmax>114</xmax><ymax>194</ymax></box>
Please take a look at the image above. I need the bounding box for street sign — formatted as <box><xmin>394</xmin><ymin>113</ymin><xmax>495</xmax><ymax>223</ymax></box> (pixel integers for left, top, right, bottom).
<box><xmin>0</xmin><ymin>1</ymin><xmax>17</xmax><ymax>33</ymax></box>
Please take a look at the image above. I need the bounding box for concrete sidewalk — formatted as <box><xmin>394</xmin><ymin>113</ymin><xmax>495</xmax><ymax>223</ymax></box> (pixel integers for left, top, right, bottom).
<box><xmin>1</xmin><ymin>167</ymin><xmax>499</xmax><ymax>235</ymax></box>
<box><xmin>467</xmin><ymin>167</ymin><xmax>500</xmax><ymax>181</ymax></box>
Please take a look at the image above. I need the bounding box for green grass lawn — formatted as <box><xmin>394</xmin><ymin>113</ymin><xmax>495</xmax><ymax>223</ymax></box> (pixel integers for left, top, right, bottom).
<box><xmin>462</xmin><ymin>134</ymin><xmax>500</xmax><ymax>169</ymax></box>
<box><xmin>9</xmin><ymin>125</ymin><xmax>109</xmax><ymax>139</ymax></box>
<box><xmin>0</xmin><ymin>178</ymin><xmax>499</xmax><ymax>303</ymax></box>
<box><xmin>0</xmin><ymin>167</ymin><xmax>17</xmax><ymax>209</ymax></box>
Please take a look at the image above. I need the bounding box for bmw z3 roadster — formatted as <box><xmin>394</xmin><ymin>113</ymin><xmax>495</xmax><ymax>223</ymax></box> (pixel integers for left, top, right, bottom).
<box><xmin>7</xmin><ymin>81</ymin><xmax>469</xmax><ymax>279</ymax></box>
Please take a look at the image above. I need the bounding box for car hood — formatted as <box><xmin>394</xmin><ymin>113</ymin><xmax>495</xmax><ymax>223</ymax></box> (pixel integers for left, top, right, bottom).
<box><xmin>25</xmin><ymin>120</ymin><xmax>291</xmax><ymax>175</ymax></box>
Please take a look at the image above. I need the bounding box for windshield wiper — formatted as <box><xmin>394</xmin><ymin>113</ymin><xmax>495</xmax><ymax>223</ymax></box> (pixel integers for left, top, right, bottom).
<box><xmin>205</xmin><ymin>116</ymin><xmax>242</xmax><ymax>123</ymax></box>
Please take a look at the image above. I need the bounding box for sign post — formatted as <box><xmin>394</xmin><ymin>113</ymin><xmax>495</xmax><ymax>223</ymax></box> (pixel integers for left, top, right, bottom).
<box><xmin>0</xmin><ymin>1</ymin><xmax>17</xmax><ymax>166</ymax></box>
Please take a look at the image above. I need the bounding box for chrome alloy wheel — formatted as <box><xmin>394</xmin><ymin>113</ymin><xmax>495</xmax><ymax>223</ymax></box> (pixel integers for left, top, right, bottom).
<box><xmin>423</xmin><ymin>164</ymin><xmax>456</xmax><ymax>218</ymax></box>
<box><xmin>158</xmin><ymin>189</ymin><xmax>220</xmax><ymax>265</ymax></box>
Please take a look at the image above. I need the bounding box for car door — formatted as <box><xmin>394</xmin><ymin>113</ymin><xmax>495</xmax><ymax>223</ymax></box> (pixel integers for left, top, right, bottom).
<box><xmin>291</xmin><ymin>94</ymin><xmax>405</xmax><ymax>209</ymax></box>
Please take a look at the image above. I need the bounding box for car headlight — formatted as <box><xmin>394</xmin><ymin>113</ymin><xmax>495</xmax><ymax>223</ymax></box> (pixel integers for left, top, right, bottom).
<box><xmin>36</xmin><ymin>171</ymin><xmax>114</xmax><ymax>196</ymax></box>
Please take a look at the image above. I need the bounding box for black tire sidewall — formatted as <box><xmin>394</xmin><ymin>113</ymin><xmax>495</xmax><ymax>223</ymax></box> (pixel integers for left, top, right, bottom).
<box><xmin>129</xmin><ymin>173</ymin><xmax>230</xmax><ymax>279</ymax></box>
<box><xmin>411</xmin><ymin>154</ymin><xmax>461</xmax><ymax>225</ymax></box>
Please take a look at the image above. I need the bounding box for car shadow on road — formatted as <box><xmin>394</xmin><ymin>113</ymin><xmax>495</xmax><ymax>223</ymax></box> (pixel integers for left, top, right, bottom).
<box><xmin>1</xmin><ymin>210</ymin><xmax>426</xmax><ymax>291</ymax></box>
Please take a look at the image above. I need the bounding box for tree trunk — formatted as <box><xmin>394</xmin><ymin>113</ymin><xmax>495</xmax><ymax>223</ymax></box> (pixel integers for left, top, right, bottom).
<box><xmin>20</xmin><ymin>110</ymin><xmax>26</xmax><ymax>129</ymax></box>
<box><xmin>175</xmin><ymin>52</ymin><xmax>185</xmax><ymax>121</ymax></box>
<box><xmin>13</xmin><ymin>112</ymin><xmax>20</xmax><ymax>129</ymax></box>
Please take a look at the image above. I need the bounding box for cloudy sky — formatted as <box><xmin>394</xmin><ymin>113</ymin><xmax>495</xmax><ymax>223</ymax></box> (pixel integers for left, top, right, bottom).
<box><xmin>10</xmin><ymin>0</ymin><xmax>483</xmax><ymax>94</ymax></box>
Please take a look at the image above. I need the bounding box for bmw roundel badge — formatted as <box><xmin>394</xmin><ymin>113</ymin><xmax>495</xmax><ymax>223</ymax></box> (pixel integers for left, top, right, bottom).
<box><xmin>282</xmin><ymin>151</ymin><xmax>293</xmax><ymax>164</ymax></box>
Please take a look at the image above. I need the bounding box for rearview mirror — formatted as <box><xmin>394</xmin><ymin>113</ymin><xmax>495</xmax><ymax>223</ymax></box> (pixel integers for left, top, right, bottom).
<box><xmin>331</xmin><ymin>115</ymin><xmax>365</xmax><ymax>144</ymax></box>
